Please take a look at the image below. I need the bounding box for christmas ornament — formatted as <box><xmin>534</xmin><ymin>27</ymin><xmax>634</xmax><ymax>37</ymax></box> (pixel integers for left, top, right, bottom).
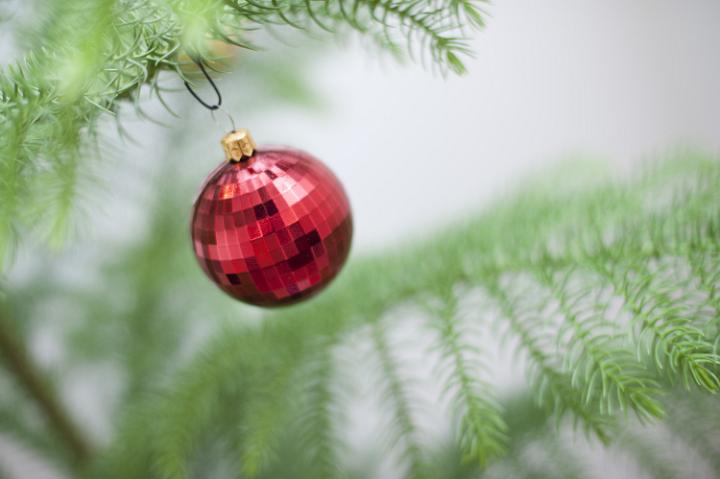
<box><xmin>191</xmin><ymin>129</ymin><xmax>353</xmax><ymax>306</ymax></box>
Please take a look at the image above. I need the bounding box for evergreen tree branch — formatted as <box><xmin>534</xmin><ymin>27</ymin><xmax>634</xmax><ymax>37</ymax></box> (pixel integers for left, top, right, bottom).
<box><xmin>14</xmin><ymin>157</ymin><xmax>720</xmax><ymax>477</ymax></box>
<box><xmin>423</xmin><ymin>292</ymin><xmax>507</xmax><ymax>465</ymax></box>
<box><xmin>482</xmin><ymin>276</ymin><xmax>615</xmax><ymax>442</ymax></box>
<box><xmin>150</xmin><ymin>339</ymin><xmax>249</xmax><ymax>479</ymax></box>
<box><xmin>0</xmin><ymin>405</ymin><xmax>70</xmax><ymax>468</ymax></box>
<box><xmin>237</xmin><ymin>373</ymin><xmax>294</xmax><ymax>477</ymax></box>
<box><xmin>686</xmin><ymin>251</ymin><xmax>720</xmax><ymax>329</ymax></box>
<box><xmin>0</xmin><ymin>0</ymin><xmax>485</xmax><ymax>260</ymax></box>
<box><xmin>0</xmin><ymin>314</ymin><xmax>91</xmax><ymax>467</ymax></box>
<box><xmin>591</xmin><ymin>255</ymin><xmax>720</xmax><ymax>392</ymax></box>
<box><xmin>236</xmin><ymin>323</ymin><xmax>350</xmax><ymax>479</ymax></box>
<box><xmin>371</xmin><ymin>321</ymin><xmax>427</xmax><ymax>479</ymax></box>
<box><xmin>534</xmin><ymin>266</ymin><xmax>664</xmax><ymax>421</ymax></box>
<box><xmin>293</xmin><ymin>339</ymin><xmax>346</xmax><ymax>479</ymax></box>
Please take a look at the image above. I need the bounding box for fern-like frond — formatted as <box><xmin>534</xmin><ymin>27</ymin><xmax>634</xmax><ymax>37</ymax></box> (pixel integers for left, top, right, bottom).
<box><xmin>225</xmin><ymin>0</ymin><xmax>484</xmax><ymax>73</ymax></box>
<box><xmin>482</xmin><ymin>275</ymin><xmax>615</xmax><ymax>443</ymax></box>
<box><xmin>0</xmin><ymin>0</ymin><xmax>484</xmax><ymax>258</ymax></box>
<box><xmin>91</xmin><ymin>330</ymin><xmax>251</xmax><ymax>479</ymax></box>
<box><xmin>235</xmin><ymin>332</ymin><xmax>331</xmax><ymax>477</ymax></box>
<box><xmin>7</xmin><ymin>155</ymin><xmax>720</xmax><ymax>477</ymax></box>
<box><xmin>370</xmin><ymin>320</ymin><xmax>427</xmax><ymax>479</ymax></box>
<box><xmin>535</xmin><ymin>266</ymin><xmax>664</xmax><ymax>421</ymax></box>
<box><xmin>592</xmin><ymin>256</ymin><xmax>720</xmax><ymax>392</ymax></box>
<box><xmin>290</xmin><ymin>338</ymin><xmax>348</xmax><ymax>479</ymax></box>
<box><xmin>423</xmin><ymin>292</ymin><xmax>507</xmax><ymax>465</ymax></box>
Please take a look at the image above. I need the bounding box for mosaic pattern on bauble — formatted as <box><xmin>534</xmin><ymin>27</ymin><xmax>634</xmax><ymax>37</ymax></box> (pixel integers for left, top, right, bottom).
<box><xmin>191</xmin><ymin>148</ymin><xmax>353</xmax><ymax>306</ymax></box>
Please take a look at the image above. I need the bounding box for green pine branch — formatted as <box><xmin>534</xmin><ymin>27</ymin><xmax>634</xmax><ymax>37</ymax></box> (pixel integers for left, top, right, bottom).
<box><xmin>482</xmin><ymin>275</ymin><xmax>615</xmax><ymax>443</ymax></box>
<box><xmin>0</xmin><ymin>314</ymin><xmax>91</xmax><ymax>468</ymax></box>
<box><xmin>292</xmin><ymin>340</ymin><xmax>347</xmax><ymax>479</ymax></box>
<box><xmin>2</xmin><ymin>3</ymin><xmax>720</xmax><ymax>476</ymax></box>
<box><xmin>594</xmin><ymin>256</ymin><xmax>720</xmax><ymax>392</ymax></box>
<box><xmin>423</xmin><ymin>293</ymin><xmax>507</xmax><ymax>465</ymax></box>
<box><xmin>371</xmin><ymin>320</ymin><xmax>427</xmax><ymax>479</ymax></box>
<box><xmin>0</xmin><ymin>0</ymin><xmax>485</xmax><ymax>264</ymax></box>
<box><xmin>1</xmin><ymin>155</ymin><xmax>714</xmax><ymax>478</ymax></box>
<box><xmin>535</xmin><ymin>266</ymin><xmax>664</xmax><ymax>421</ymax></box>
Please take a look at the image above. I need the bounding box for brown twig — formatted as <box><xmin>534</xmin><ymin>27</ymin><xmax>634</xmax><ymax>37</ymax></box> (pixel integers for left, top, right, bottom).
<box><xmin>0</xmin><ymin>315</ymin><xmax>91</xmax><ymax>466</ymax></box>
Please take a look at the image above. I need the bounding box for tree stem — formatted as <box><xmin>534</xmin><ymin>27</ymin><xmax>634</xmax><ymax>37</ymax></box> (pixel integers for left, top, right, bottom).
<box><xmin>0</xmin><ymin>315</ymin><xmax>91</xmax><ymax>466</ymax></box>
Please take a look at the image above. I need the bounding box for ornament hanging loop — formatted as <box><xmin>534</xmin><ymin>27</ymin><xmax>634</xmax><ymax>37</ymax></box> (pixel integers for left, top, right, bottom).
<box><xmin>184</xmin><ymin>57</ymin><xmax>237</xmax><ymax>132</ymax></box>
<box><xmin>184</xmin><ymin>58</ymin><xmax>222</xmax><ymax>111</ymax></box>
<box><xmin>211</xmin><ymin>107</ymin><xmax>237</xmax><ymax>132</ymax></box>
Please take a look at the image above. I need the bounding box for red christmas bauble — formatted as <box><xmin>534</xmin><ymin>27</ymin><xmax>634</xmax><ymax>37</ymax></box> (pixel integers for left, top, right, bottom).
<box><xmin>191</xmin><ymin>130</ymin><xmax>353</xmax><ymax>306</ymax></box>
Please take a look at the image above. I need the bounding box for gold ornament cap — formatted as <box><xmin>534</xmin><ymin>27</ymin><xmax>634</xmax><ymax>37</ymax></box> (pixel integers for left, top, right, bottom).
<box><xmin>221</xmin><ymin>129</ymin><xmax>256</xmax><ymax>162</ymax></box>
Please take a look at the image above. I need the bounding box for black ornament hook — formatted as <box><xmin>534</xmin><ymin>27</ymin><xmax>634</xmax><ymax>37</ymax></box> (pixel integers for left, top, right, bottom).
<box><xmin>184</xmin><ymin>59</ymin><xmax>222</xmax><ymax>111</ymax></box>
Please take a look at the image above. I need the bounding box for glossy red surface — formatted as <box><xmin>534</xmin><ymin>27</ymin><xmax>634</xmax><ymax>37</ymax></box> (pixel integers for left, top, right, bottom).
<box><xmin>191</xmin><ymin>148</ymin><xmax>352</xmax><ymax>306</ymax></box>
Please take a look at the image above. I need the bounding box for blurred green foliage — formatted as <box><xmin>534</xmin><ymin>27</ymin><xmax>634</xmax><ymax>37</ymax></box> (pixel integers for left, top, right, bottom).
<box><xmin>0</xmin><ymin>0</ymin><xmax>487</xmax><ymax>267</ymax></box>
<box><xmin>1</xmin><ymin>1</ymin><xmax>720</xmax><ymax>478</ymax></box>
<box><xmin>2</xmin><ymin>139</ymin><xmax>720</xmax><ymax>478</ymax></box>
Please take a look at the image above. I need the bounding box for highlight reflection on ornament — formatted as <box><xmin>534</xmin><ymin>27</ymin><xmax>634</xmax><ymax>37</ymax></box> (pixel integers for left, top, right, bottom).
<box><xmin>191</xmin><ymin>129</ymin><xmax>353</xmax><ymax>307</ymax></box>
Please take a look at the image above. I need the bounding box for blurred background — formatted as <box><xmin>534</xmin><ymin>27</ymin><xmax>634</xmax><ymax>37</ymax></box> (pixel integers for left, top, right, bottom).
<box><xmin>249</xmin><ymin>0</ymin><xmax>720</xmax><ymax>249</ymax></box>
<box><xmin>1</xmin><ymin>0</ymin><xmax>720</xmax><ymax>478</ymax></box>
